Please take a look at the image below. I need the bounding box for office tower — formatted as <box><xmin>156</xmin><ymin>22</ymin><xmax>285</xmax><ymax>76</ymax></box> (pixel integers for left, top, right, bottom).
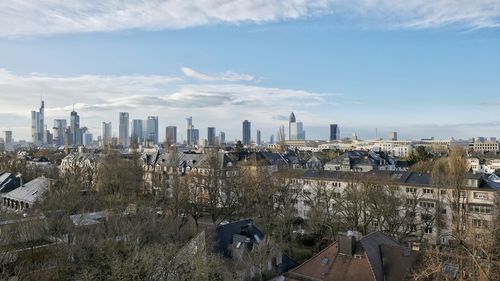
<box><xmin>219</xmin><ymin>132</ymin><xmax>226</xmax><ymax>144</ymax></box>
<box><xmin>70</xmin><ymin>110</ymin><xmax>81</xmax><ymax>145</ymax></box>
<box><xmin>53</xmin><ymin>119</ymin><xmax>67</xmax><ymax>146</ymax></box>
<box><xmin>289</xmin><ymin>112</ymin><xmax>297</xmax><ymax>141</ymax></box>
<box><xmin>389</xmin><ymin>131</ymin><xmax>398</xmax><ymax>141</ymax></box>
<box><xmin>192</xmin><ymin>129</ymin><xmax>199</xmax><ymax>145</ymax></box>
<box><xmin>242</xmin><ymin>120</ymin><xmax>251</xmax><ymax>146</ymax></box>
<box><xmin>270</xmin><ymin>134</ymin><xmax>275</xmax><ymax>144</ymax></box>
<box><xmin>297</xmin><ymin>122</ymin><xmax>306</xmax><ymax>140</ymax></box>
<box><xmin>329</xmin><ymin>124</ymin><xmax>340</xmax><ymax>141</ymax></box>
<box><xmin>4</xmin><ymin>131</ymin><xmax>12</xmax><ymax>144</ymax></box>
<box><xmin>83</xmin><ymin>132</ymin><xmax>93</xmax><ymax>146</ymax></box>
<box><xmin>352</xmin><ymin>132</ymin><xmax>358</xmax><ymax>141</ymax></box>
<box><xmin>131</xmin><ymin>119</ymin><xmax>143</xmax><ymax>145</ymax></box>
<box><xmin>256</xmin><ymin>130</ymin><xmax>261</xmax><ymax>146</ymax></box>
<box><xmin>31</xmin><ymin>100</ymin><xmax>45</xmax><ymax>144</ymax></box>
<box><xmin>45</xmin><ymin>130</ymin><xmax>53</xmax><ymax>145</ymax></box>
<box><xmin>165</xmin><ymin>126</ymin><xmax>177</xmax><ymax>145</ymax></box>
<box><xmin>186</xmin><ymin>117</ymin><xmax>194</xmax><ymax>146</ymax></box>
<box><xmin>207</xmin><ymin>127</ymin><xmax>216</xmax><ymax>146</ymax></box>
<box><xmin>101</xmin><ymin>122</ymin><xmax>112</xmax><ymax>146</ymax></box>
<box><xmin>119</xmin><ymin>112</ymin><xmax>130</xmax><ymax>147</ymax></box>
<box><xmin>147</xmin><ymin>116</ymin><xmax>159</xmax><ymax>145</ymax></box>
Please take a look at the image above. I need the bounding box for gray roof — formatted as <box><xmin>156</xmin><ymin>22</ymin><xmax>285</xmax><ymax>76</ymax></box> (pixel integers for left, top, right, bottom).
<box><xmin>0</xmin><ymin>172</ymin><xmax>20</xmax><ymax>193</ymax></box>
<box><xmin>70</xmin><ymin>211</ymin><xmax>107</xmax><ymax>226</ymax></box>
<box><xmin>360</xmin><ymin>231</ymin><xmax>399</xmax><ymax>281</ymax></box>
<box><xmin>3</xmin><ymin>177</ymin><xmax>49</xmax><ymax>204</ymax></box>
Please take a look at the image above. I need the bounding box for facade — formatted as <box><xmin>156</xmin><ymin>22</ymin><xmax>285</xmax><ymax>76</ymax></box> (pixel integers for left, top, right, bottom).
<box><xmin>295</xmin><ymin>170</ymin><xmax>499</xmax><ymax>246</ymax></box>
<box><xmin>101</xmin><ymin>122</ymin><xmax>112</xmax><ymax>146</ymax></box>
<box><xmin>207</xmin><ymin>127</ymin><xmax>216</xmax><ymax>146</ymax></box>
<box><xmin>186</xmin><ymin>117</ymin><xmax>194</xmax><ymax>146</ymax></box>
<box><xmin>70</xmin><ymin>110</ymin><xmax>81</xmax><ymax>146</ymax></box>
<box><xmin>256</xmin><ymin>129</ymin><xmax>261</xmax><ymax>146</ymax></box>
<box><xmin>52</xmin><ymin>119</ymin><xmax>67</xmax><ymax>146</ymax></box>
<box><xmin>31</xmin><ymin>100</ymin><xmax>45</xmax><ymax>145</ymax></box>
<box><xmin>329</xmin><ymin>124</ymin><xmax>340</xmax><ymax>141</ymax></box>
<box><xmin>2</xmin><ymin>177</ymin><xmax>50</xmax><ymax>211</ymax></box>
<box><xmin>165</xmin><ymin>126</ymin><xmax>177</xmax><ymax>144</ymax></box>
<box><xmin>146</xmin><ymin>116</ymin><xmax>159</xmax><ymax>145</ymax></box>
<box><xmin>83</xmin><ymin>132</ymin><xmax>93</xmax><ymax>146</ymax></box>
<box><xmin>118</xmin><ymin>112</ymin><xmax>130</xmax><ymax>147</ymax></box>
<box><xmin>219</xmin><ymin>132</ymin><xmax>226</xmax><ymax>144</ymax></box>
<box><xmin>242</xmin><ymin>120</ymin><xmax>251</xmax><ymax>146</ymax></box>
<box><xmin>389</xmin><ymin>131</ymin><xmax>398</xmax><ymax>141</ymax></box>
<box><xmin>191</xmin><ymin>129</ymin><xmax>199</xmax><ymax>145</ymax></box>
<box><xmin>131</xmin><ymin>119</ymin><xmax>143</xmax><ymax>145</ymax></box>
<box><xmin>473</xmin><ymin>140</ymin><xmax>500</xmax><ymax>153</ymax></box>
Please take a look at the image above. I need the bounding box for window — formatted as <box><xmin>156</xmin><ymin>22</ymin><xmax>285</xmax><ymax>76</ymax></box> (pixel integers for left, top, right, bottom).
<box><xmin>420</xmin><ymin>201</ymin><xmax>435</xmax><ymax>209</ymax></box>
<box><xmin>406</xmin><ymin>199</ymin><xmax>417</xmax><ymax>205</ymax></box>
<box><xmin>472</xmin><ymin>219</ymin><xmax>488</xmax><ymax>229</ymax></box>
<box><xmin>468</xmin><ymin>204</ymin><xmax>492</xmax><ymax>214</ymax></box>
<box><xmin>333</xmin><ymin>192</ymin><xmax>341</xmax><ymax>199</ymax></box>
<box><xmin>453</xmin><ymin>191</ymin><xmax>466</xmax><ymax>198</ymax></box>
<box><xmin>421</xmin><ymin>213</ymin><xmax>433</xmax><ymax>221</ymax></box>
<box><xmin>423</xmin><ymin>188</ymin><xmax>434</xmax><ymax>194</ymax></box>
<box><xmin>440</xmin><ymin>190</ymin><xmax>447</xmax><ymax>195</ymax></box>
<box><xmin>424</xmin><ymin>227</ymin><xmax>433</xmax><ymax>234</ymax></box>
<box><xmin>473</xmin><ymin>192</ymin><xmax>488</xmax><ymax>200</ymax></box>
<box><xmin>406</xmin><ymin>187</ymin><xmax>417</xmax><ymax>193</ymax></box>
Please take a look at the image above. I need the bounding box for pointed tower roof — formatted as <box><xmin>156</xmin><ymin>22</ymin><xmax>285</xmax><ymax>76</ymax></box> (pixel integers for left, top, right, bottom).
<box><xmin>289</xmin><ymin>112</ymin><xmax>296</xmax><ymax>123</ymax></box>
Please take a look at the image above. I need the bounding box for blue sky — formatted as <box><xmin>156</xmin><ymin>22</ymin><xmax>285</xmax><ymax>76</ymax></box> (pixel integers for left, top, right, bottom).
<box><xmin>0</xmin><ymin>1</ymin><xmax>499</xmax><ymax>142</ymax></box>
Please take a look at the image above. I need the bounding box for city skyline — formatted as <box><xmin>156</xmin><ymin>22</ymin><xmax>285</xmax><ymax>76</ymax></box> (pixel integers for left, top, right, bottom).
<box><xmin>0</xmin><ymin>2</ymin><xmax>500</xmax><ymax>141</ymax></box>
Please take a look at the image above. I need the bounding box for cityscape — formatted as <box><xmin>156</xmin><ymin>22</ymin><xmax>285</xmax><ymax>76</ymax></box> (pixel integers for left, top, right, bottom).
<box><xmin>0</xmin><ymin>1</ymin><xmax>499</xmax><ymax>281</ymax></box>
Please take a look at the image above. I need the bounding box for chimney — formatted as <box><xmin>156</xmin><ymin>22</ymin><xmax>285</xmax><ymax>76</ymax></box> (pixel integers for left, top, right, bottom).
<box><xmin>338</xmin><ymin>233</ymin><xmax>356</xmax><ymax>256</ymax></box>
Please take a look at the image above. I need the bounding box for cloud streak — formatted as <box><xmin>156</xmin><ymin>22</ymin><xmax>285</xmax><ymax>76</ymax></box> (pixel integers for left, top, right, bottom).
<box><xmin>181</xmin><ymin>67</ymin><xmax>254</xmax><ymax>82</ymax></box>
<box><xmin>0</xmin><ymin>1</ymin><xmax>499</xmax><ymax>37</ymax></box>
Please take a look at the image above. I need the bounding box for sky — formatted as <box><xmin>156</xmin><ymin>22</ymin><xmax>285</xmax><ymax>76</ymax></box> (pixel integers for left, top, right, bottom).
<box><xmin>0</xmin><ymin>0</ymin><xmax>499</xmax><ymax>142</ymax></box>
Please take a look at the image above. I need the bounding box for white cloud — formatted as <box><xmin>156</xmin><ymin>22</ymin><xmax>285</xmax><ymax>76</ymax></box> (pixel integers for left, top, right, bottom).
<box><xmin>0</xmin><ymin>0</ymin><xmax>498</xmax><ymax>37</ymax></box>
<box><xmin>0</xmin><ymin>68</ymin><xmax>333</xmax><ymax>140</ymax></box>
<box><xmin>181</xmin><ymin>67</ymin><xmax>254</xmax><ymax>82</ymax></box>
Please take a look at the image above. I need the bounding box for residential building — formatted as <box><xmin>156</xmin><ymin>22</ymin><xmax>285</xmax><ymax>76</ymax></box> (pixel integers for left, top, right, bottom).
<box><xmin>242</xmin><ymin>120</ymin><xmax>251</xmax><ymax>146</ymax></box>
<box><xmin>119</xmin><ymin>112</ymin><xmax>130</xmax><ymax>147</ymax></box>
<box><xmin>284</xmin><ymin>231</ymin><xmax>416</xmax><ymax>281</ymax></box>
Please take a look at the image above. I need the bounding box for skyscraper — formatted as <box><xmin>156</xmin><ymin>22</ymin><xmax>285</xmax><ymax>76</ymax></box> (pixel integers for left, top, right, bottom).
<box><xmin>101</xmin><ymin>122</ymin><xmax>112</xmax><ymax>146</ymax></box>
<box><xmin>242</xmin><ymin>120</ymin><xmax>251</xmax><ymax>146</ymax></box>
<box><xmin>329</xmin><ymin>124</ymin><xmax>340</xmax><ymax>141</ymax></box>
<box><xmin>119</xmin><ymin>112</ymin><xmax>130</xmax><ymax>147</ymax></box>
<box><xmin>4</xmin><ymin>131</ymin><xmax>12</xmax><ymax>144</ymax></box>
<box><xmin>289</xmin><ymin>112</ymin><xmax>297</xmax><ymax>141</ymax></box>
<box><xmin>53</xmin><ymin>119</ymin><xmax>67</xmax><ymax>146</ymax></box>
<box><xmin>192</xmin><ymin>129</ymin><xmax>199</xmax><ymax>145</ymax></box>
<box><xmin>389</xmin><ymin>131</ymin><xmax>398</xmax><ymax>141</ymax></box>
<box><xmin>256</xmin><ymin>129</ymin><xmax>261</xmax><ymax>146</ymax></box>
<box><xmin>165</xmin><ymin>126</ymin><xmax>177</xmax><ymax>144</ymax></box>
<box><xmin>31</xmin><ymin>100</ymin><xmax>45</xmax><ymax>144</ymax></box>
<box><xmin>270</xmin><ymin>134</ymin><xmax>275</xmax><ymax>144</ymax></box>
<box><xmin>147</xmin><ymin>116</ymin><xmax>159</xmax><ymax>145</ymax></box>
<box><xmin>186</xmin><ymin>117</ymin><xmax>193</xmax><ymax>146</ymax></box>
<box><xmin>131</xmin><ymin>119</ymin><xmax>143</xmax><ymax>145</ymax></box>
<box><xmin>207</xmin><ymin>127</ymin><xmax>216</xmax><ymax>146</ymax></box>
<box><xmin>83</xmin><ymin>132</ymin><xmax>93</xmax><ymax>146</ymax></box>
<box><xmin>297</xmin><ymin>122</ymin><xmax>306</xmax><ymax>140</ymax></box>
<box><xmin>219</xmin><ymin>132</ymin><xmax>226</xmax><ymax>144</ymax></box>
<box><xmin>70</xmin><ymin>110</ymin><xmax>81</xmax><ymax>146</ymax></box>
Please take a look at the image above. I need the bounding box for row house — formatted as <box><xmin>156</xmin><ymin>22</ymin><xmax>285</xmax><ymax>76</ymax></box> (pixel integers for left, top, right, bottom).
<box><xmin>295</xmin><ymin>170</ymin><xmax>499</xmax><ymax>246</ymax></box>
